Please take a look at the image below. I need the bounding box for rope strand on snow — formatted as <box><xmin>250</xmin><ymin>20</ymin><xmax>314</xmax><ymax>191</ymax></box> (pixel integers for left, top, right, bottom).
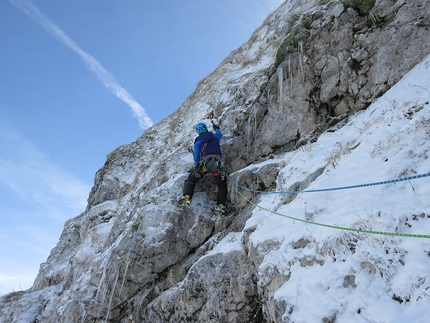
<box><xmin>227</xmin><ymin>173</ymin><xmax>430</xmax><ymax>239</ymax></box>
<box><xmin>227</xmin><ymin>172</ymin><xmax>430</xmax><ymax>195</ymax></box>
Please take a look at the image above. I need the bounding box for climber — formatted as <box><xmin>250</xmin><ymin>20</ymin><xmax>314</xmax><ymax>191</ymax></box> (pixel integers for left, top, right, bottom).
<box><xmin>178</xmin><ymin>122</ymin><xmax>227</xmax><ymax>215</ymax></box>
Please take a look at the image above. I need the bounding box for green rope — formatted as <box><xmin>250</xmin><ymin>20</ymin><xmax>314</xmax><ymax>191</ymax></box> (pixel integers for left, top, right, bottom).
<box><xmin>228</xmin><ymin>176</ymin><xmax>430</xmax><ymax>239</ymax></box>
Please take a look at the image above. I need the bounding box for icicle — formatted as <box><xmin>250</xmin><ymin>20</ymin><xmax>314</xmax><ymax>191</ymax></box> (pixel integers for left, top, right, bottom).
<box><xmin>105</xmin><ymin>268</ymin><xmax>120</xmax><ymax>323</ymax></box>
<box><xmin>276</xmin><ymin>61</ymin><xmax>284</xmax><ymax>110</ymax></box>
<box><xmin>95</xmin><ymin>250</ymin><xmax>112</xmax><ymax>304</ymax></box>
<box><xmin>134</xmin><ymin>288</ymin><xmax>150</xmax><ymax>318</ymax></box>
<box><xmin>230</xmin><ymin>173</ymin><xmax>241</xmax><ymax>204</ymax></box>
<box><xmin>253</xmin><ymin>105</ymin><xmax>257</xmax><ymax>137</ymax></box>
<box><xmin>288</xmin><ymin>54</ymin><xmax>292</xmax><ymax>91</ymax></box>
<box><xmin>119</xmin><ymin>259</ymin><xmax>131</xmax><ymax>295</ymax></box>
<box><xmin>119</xmin><ymin>235</ymin><xmax>135</xmax><ymax>294</ymax></box>
<box><xmin>369</xmin><ymin>9</ymin><xmax>379</xmax><ymax>27</ymax></box>
<box><xmin>245</xmin><ymin>123</ymin><xmax>252</xmax><ymax>158</ymax></box>
<box><xmin>253</xmin><ymin>104</ymin><xmax>258</xmax><ymax>160</ymax></box>
<box><xmin>298</xmin><ymin>40</ymin><xmax>304</xmax><ymax>81</ymax></box>
<box><xmin>80</xmin><ymin>303</ymin><xmax>87</xmax><ymax>323</ymax></box>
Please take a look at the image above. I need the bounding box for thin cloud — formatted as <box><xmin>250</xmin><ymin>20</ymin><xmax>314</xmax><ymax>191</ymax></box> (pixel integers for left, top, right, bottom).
<box><xmin>0</xmin><ymin>123</ymin><xmax>90</xmax><ymax>220</ymax></box>
<box><xmin>9</xmin><ymin>0</ymin><xmax>153</xmax><ymax>130</ymax></box>
<box><xmin>0</xmin><ymin>262</ymin><xmax>38</xmax><ymax>295</ymax></box>
<box><xmin>0</xmin><ymin>123</ymin><xmax>91</xmax><ymax>295</ymax></box>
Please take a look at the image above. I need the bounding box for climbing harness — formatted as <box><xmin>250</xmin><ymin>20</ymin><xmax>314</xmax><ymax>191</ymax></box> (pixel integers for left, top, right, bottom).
<box><xmin>227</xmin><ymin>173</ymin><xmax>430</xmax><ymax>239</ymax></box>
<box><xmin>201</xmin><ymin>154</ymin><xmax>223</xmax><ymax>174</ymax></box>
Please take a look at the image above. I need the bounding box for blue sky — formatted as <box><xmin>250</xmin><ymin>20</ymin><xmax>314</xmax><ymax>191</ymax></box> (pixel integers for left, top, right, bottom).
<box><xmin>0</xmin><ymin>0</ymin><xmax>284</xmax><ymax>295</ymax></box>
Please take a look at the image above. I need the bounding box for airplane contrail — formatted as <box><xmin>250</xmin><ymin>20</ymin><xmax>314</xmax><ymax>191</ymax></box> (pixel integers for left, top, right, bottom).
<box><xmin>9</xmin><ymin>0</ymin><xmax>154</xmax><ymax>130</ymax></box>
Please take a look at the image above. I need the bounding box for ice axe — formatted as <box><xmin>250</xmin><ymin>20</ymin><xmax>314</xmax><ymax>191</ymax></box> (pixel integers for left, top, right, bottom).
<box><xmin>207</xmin><ymin>111</ymin><xmax>219</xmax><ymax>130</ymax></box>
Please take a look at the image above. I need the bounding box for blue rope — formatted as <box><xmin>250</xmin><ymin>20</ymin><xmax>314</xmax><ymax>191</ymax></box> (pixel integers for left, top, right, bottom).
<box><xmin>227</xmin><ymin>173</ymin><xmax>430</xmax><ymax>239</ymax></box>
<box><xmin>227</xmin><ymin>172</ymin><xmax>430</xmax><ymax>195</ymax></box>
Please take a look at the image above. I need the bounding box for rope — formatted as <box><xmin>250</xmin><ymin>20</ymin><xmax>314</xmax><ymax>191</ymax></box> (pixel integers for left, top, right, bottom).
<box><xmin>228</xmin><ymin>172</ymin><xmax>430</xmax><ymax>195</ymax></box>
<box><xmin>227</xmin><ymin>174</ymin><xmax>430</xmax><ymax>239</ymax></box>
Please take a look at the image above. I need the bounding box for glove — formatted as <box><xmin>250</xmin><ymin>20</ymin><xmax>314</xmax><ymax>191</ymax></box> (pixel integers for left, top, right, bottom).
<box><xmin>213</xmin><ymin>123</ymin><xmax>220</xmax><ymax>130</ymax></box>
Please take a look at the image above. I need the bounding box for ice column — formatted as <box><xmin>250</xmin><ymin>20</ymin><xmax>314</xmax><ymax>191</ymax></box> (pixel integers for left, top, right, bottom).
<box><xmin>276</xmin><ymin>61</ymin><xmax>284</xmax><ymax>110</ymax></box>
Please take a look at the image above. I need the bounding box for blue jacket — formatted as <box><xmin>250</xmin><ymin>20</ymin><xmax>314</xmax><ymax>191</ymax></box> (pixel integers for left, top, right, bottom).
<box><xmin>193</xmin><ymin>128</ymin><xmax>222</xmax><ymax>164</ymax></box>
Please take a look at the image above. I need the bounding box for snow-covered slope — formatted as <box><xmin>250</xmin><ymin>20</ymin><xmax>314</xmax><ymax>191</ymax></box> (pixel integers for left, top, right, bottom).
<box><xmin>232</xmin><ymin>53</ymin><xmax>430</xmax><ymax>322</ymax></box>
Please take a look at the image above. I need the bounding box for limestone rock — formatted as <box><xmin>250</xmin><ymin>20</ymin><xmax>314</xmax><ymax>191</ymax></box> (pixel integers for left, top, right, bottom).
<box><xmin>1</xmin><ymin>1</ymin><xmax>430</xmax><ymax>322</ymax></box>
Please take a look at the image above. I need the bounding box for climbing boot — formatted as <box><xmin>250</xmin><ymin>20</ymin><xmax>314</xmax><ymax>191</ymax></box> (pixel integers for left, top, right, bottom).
<box><xmin>177</xmin><ymin>195</ymin><xmax>191</xmax><ymax>208</ymax></box>
<box><xmin>214</xmin><ymin>204</ymin><xmax>226</xmax><ymax>216</ymax></box>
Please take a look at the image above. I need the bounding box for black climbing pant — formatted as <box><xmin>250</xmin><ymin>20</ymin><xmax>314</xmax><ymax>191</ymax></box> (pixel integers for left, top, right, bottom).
<box><xmin>183</xmin><ymin>166</ymin><xmax>227</xmax><ymax>205</ymax></box>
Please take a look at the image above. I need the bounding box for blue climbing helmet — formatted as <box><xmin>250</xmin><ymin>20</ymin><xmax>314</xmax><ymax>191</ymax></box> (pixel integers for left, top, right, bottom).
<box><xmin>196</xmin><ymin>122</ymin><xmax>208</xmax><ymax>134</ymax></box>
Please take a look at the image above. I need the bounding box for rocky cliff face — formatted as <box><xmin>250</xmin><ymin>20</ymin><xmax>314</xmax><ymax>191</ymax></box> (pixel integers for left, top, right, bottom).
<box><xmin>1</xmin><ymin>1</ymin><xmax>430</xmax><ymax>322</ymax></box>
